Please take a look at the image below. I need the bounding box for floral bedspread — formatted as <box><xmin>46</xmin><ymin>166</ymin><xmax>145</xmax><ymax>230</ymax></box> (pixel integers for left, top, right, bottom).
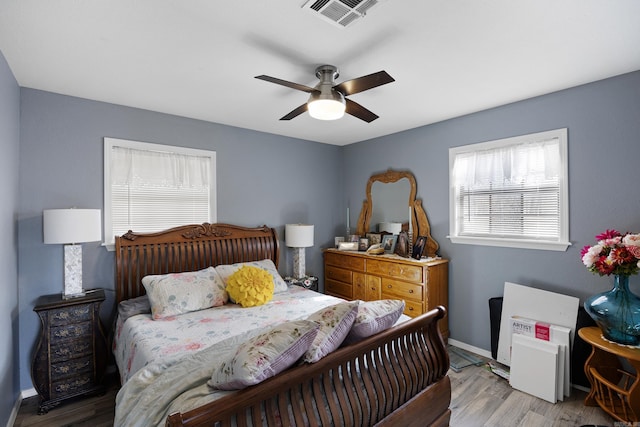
<box><xmin>113</xmin><ymin>286</ymin><xmax>344</xmax><ymax>383</ymax></box>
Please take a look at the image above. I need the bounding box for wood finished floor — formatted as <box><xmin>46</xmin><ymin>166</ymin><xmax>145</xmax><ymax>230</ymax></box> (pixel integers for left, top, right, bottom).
<box><xmin>14</xmin><ymin>363</ymin><xmax>615</xmax><ymax>427</ymax></box>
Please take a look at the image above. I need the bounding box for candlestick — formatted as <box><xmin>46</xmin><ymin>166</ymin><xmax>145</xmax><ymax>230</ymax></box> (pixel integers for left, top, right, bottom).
<box><xmin>346</xmin><ymin>207</ymin><xmax>350</xmax><ymax>234</ymax></box>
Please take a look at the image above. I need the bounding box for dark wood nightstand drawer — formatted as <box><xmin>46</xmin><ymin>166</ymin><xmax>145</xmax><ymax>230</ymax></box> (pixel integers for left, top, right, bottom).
<box><xmin>50</xmin><ymin>338</ymin><xmax>93</xmax><ymax>363</ymax></box>
<box><xmin>50</xmin><ymin>375</ymin><xmax>93</xmax><ymax>399</ymax></box>
<box><xmin>51</xmin><ymin>355</ymin><xmax>93</xmax><ymax>380</ymax></box>
<box><xmin>49</xmin><ymin>304</ymin><xmax>93</xmax><ymax>326</ymax></box>
<box><xmin>50</xmin><ymin>321</ymin><xmax>92</xmax><ymax>340</ymax></box>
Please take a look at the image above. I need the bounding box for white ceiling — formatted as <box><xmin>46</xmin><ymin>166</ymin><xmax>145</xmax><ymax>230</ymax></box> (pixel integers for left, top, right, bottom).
<box><xmin>1</xmin><ymin>1</ymin><xmax>639</xmax><ymax>146</ymax></box>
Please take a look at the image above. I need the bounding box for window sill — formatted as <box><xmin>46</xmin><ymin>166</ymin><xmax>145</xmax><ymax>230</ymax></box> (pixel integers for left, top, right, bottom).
<box><xmin>448</xmin><ymin>236</ymin><xmax>571</xmax><ymax>252</ymax></box>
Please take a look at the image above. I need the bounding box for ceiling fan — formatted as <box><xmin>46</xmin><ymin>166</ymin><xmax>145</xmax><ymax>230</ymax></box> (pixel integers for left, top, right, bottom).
<box><xmin>255</xmin><ymin>65</ymin><xmax>395</xmax><ymax>123</ymax></box>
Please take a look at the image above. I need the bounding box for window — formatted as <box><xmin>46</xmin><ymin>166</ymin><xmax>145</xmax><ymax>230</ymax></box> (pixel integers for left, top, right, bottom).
<box><xmin>449</xmin><ymin>129</ymin><xmax>569</xmax><ymax>251</ymax></box>
<box><xmin>103</xmin><ymin>138</ymin><xmax>216</xmax><ymax>248</ymax></box>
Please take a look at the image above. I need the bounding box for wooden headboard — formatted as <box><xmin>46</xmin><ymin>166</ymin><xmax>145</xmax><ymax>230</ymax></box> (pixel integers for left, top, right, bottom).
<box><xmin>114</xmin><ymin>223</ymin><xmax>280</xmax><ymax>303</ymax></box>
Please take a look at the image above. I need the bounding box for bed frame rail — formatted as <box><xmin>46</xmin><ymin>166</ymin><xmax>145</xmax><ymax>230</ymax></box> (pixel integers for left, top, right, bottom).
<box><xmin>166</xmin><ymin>306</ymin><xmax>450</xmax><ymax>427</ymax></box>
<box><xmin>115</xmin><ymin>223</ymin><xmax>280</xmax><ymax>303</ymax></box>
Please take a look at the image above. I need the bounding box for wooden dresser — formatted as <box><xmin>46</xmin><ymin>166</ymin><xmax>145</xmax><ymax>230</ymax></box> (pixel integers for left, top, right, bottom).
<box><xmin>31</xmin><ymin>289</ymin><xmax>108</xmax><ymax>414</ymax></box>
<box><xmin>324</xmin><ymin>249</ymin><xmax>449</xmax><ymax>338</ymax></box>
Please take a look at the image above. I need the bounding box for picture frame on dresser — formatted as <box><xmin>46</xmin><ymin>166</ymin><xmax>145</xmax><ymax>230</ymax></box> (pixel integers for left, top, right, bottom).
<box><xmin>412</xmin><ymin>236</ymin><xmax>427</xmax><ymax>260</ymax></box>
<box><xmin>395</xmin><ymin>231</ymin><xmax>410</xmax><ymax>257</ymax></box>
<box><xmin>382</xmin><ymin>234</ymin><xmax>397</xmax><ymax>254</ymax></box>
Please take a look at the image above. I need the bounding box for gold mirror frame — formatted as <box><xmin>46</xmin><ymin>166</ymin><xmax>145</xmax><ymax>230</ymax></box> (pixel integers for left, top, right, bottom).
<box><xmin>355</xmin><ymin>169</ymin><xmax>439</xmax><ymax>257</ymax></box>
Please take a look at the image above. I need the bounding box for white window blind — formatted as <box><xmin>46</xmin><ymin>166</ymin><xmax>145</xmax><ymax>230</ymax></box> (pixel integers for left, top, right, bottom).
<box><xmin>104</xmin><ymin>138</ymin><xmax>216</xmax><ymax>247</ymax></box>
<box><xmin>449</xmin><ymin>129</ymin><xmax>570</xmax><ymax>251</ymax></box>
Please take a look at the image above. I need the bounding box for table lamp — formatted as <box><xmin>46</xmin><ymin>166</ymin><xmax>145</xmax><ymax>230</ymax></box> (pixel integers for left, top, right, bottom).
<box><xmin>43</xmin><ymin>208</ymin><xmax>102</xmax><ymax>298</ymax></box>
<box><xmin>285</xmin><ymin>224</ymin><xmax>314</xmax><ymax>279</ymax></box>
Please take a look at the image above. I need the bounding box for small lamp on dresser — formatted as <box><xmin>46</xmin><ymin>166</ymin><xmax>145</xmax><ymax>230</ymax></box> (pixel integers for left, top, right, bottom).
<box><xmin>285</xmin><ymin>224</ymin><xmax>314</xmax><ymax>279</ymax></box>
<box><xmin>43</xmin><ymin>208</ymin><xmax>101</xmax><ymax>298</ymax></box>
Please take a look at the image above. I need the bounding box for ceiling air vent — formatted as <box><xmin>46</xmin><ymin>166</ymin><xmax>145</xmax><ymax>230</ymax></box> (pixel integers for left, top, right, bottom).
<box><xmin>302</xmin><ymin>0</ymin><xmax>383</xmax><ymax>28</ymax></box>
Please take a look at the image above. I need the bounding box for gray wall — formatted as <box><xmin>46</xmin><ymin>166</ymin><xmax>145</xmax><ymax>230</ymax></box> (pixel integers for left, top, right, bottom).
<box><xmin>0</xmin><ymin>51</ymin><xmax>20</xmax><ymax>425</ymax></box>
<box><xmin>344</xmin><ymin>70</ymin><xmax>640</xmax><ymax>352</ymax></box>
<box><xmin>17</xmin><ymin>88</ymin><xmax>344</xmax><ymax>390</ymax></box>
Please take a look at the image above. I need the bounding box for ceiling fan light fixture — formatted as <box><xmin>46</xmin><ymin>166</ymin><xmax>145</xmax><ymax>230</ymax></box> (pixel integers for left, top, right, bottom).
<box><xmin>307</xmin><ymin>91</ymin><xmax>346</xmax><ymax>120</ymax></box>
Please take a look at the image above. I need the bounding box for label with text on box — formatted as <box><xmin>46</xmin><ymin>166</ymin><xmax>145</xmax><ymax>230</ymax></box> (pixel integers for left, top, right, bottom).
<box><xmin>510</xmin><ymin>315</ymin><xmax>569</xmax><ymax>342</ymax></box>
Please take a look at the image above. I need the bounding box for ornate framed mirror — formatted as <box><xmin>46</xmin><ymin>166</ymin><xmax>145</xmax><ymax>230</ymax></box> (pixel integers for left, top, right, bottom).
<box><xmin>355</xmin><ymin>169</ymin><xmax>439</xmax><ymax>257</ymax></box>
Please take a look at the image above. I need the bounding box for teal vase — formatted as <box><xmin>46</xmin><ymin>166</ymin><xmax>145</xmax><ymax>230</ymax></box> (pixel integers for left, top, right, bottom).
<box><xmin>584</xmin><ymin>274</ymin><xmax>640</xmax><ymax>346</ymax></box>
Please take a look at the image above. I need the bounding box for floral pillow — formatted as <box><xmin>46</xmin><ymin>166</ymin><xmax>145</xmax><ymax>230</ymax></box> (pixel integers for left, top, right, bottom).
<box><xmin>141</xmin><ymin>267</ymin><xmax>227</xmax><ymax>320</ymax></box>
<box><xmin>209</xmin><ymin>320</ymin><xmax>319</xmax><ymax>390</ymax></box>
<box><xmin>344</xmin><ymin>300</ymin><xmax>406</xmax><ymax>344</ymax></box>
<box><xmin>226</xmin><ymin>266</ymin><xmax>274</xmax><ymax>307</ymax></box>
<box><xmin>303</xmin><ymin>301</ymin><xmax>359</xmax><ymax>363</ymax></box>
<box><xmin>215</xmin><ymin>259</ymin><xmax>288</xmax><ymax>294</ymax></box>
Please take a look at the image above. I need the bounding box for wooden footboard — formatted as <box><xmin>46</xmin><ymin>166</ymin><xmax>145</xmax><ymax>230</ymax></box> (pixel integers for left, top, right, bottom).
<box><xmin>166</xmin><ymin>306</ymin><xmax>450</xmax><ymax>427</ymax></box>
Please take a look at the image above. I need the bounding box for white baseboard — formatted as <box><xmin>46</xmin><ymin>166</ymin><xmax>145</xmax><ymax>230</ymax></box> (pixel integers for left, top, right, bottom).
<box><xmin>21</xmin><ymin>388</ymin><xmax>37</xmax><ymax>399</ymax></box>
<box><xmin>448</xmin><ymin>338</ymin><xmax>492</xmax><ymax>359</ymax></box>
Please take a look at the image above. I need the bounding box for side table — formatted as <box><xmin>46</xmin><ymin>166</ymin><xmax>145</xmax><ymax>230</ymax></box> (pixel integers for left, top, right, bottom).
<box><xmin>31</xmin><ymin>289</ymin><xmax>108</xmax><ymax>414</ymax></box>
<box><xmin>578</xmin><ymin>326</ymin><xmax>640</xmax><ymax>423</ymax></box>
<box><xmin>284</xmin><ymin>275</ymin><xmax>319</xmax><ymax>292</ymax></box>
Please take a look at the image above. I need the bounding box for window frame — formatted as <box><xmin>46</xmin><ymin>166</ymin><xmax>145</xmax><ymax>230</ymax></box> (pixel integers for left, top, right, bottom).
<box><xmin>103</xmin><ymin>137</ymin><xmax>217</xmax><ymax>250</ymax></box>
<box><xmin>448</xmin><ymin>128</ymin><xmax>570</xmax><ymax>251</ymax></box>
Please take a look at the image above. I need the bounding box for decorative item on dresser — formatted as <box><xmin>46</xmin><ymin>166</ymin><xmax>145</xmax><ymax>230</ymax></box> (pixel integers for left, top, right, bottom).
<box><xmin>31</xmin><ymin>289</ymin><xmax>108</xmax><ymax>414</ymax></box>
<box><xmin>324</xmin><ymin>249</ymin><xmax>449</xmax><ymax>338</ymax></box>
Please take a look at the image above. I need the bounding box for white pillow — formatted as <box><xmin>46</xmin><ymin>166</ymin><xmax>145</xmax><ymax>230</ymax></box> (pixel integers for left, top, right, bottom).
<box><xmin>344</xmin><ymin>300</ymin><xmax>406</xmax><ymax>344</ymax></box>
<box><xmin>209</xmin><ymin>320</ymin><xmax>319</xmax><ymax>390</ymax></box>
<box><xmin>215</xmin><ymin>259</ymin><xmax>288</xmax><ymax>293</ymax></box>
<box><xmin>141</xmin><ymin>267</ymin><xmax>227</xmax><ymax>320</ymax></box>
<box><xmin>303</xmin><ymin>301</ymin><xmax>359</xmax><ymax>363</ymax></box>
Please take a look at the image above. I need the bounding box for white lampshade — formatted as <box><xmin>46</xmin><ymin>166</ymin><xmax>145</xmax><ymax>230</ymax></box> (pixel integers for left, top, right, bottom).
<box><xmin>285</xmin><ymin>224</ymin><xmax>314</xmax><ymax>248</ymax></box>
<box><xmin>44</xmin><ymin>209</ymin><xmax>102</xmax><ymax>244</ymax></box>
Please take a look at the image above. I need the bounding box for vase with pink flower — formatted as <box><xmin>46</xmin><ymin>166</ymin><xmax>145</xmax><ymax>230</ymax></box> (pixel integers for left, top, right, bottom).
<box><xmin>581</xmin><ymin>229</ymin><xmax>640</xmax><ymax>345</ymax></box>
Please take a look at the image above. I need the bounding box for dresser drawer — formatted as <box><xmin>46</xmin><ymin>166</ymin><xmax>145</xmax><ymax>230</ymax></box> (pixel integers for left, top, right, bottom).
<box><xmin>403</xmin><ymin>300</ymin><xmax>424</xmax><ymax>317</ymax></box>
<box><xmin>325</xmin><ymin>265</ymin><xmax>353</xmax><ymax>284</ymax></box>
<box><xmin>49</xmin><ymin>304</ymin><xmax>93</xmax><ymax>326</ymax></box>
<box><xmin>51</xmin><ymin>355</ymin><xmax>93</xmax><ymax>380</ymax></box>
<box><xmin>50</xmin><ymin>338</ymin><xmax>92</xmax><ymax>363</ymax></box>
<box><xmin>381</xmin><ymin>278</ymin><xmax>423</xmax><ymax>303</ymax></box>
<box><xmin>366</xmin><ymin>259</ymin><xmax>423</xmax><ymax>283</ymax></box>
<box><xmin>366</xmin><ymin>275</ymin><xmax>381</xmax><ymax>300</ymax></box>
<box><xmin>325</xmin><ymin>252</ymin><xmax>365</xmax><ymax>271</ymax></box>
<box><xmin>51</xmin><ymin>321</ymin><xmax>92</xmax><ymax>341</ymax></box>
<box><xmin>325</xmin><ymin>279</ymin><xmax>353</xmax><ymax>300</ymax></box>
<box><xmin>50</xmin><ymin>375</ymin><xmax>93</xmax><ymax>399</ymax></box>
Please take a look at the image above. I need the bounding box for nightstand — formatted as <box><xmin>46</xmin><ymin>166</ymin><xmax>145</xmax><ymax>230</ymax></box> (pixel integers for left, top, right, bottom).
<box><xmin>31</xmin><ymin>289</ymin><xmax>108</xmax><ymax>414</ymax></box>
<box><xmin>284</xmin><ymin>275</ymin><xmax>319</xmax><ymax>292</ymax></box>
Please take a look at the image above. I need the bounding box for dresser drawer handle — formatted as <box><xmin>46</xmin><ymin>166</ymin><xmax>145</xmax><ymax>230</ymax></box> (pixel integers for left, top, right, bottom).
<box><xmin>409</xmin><ymin>289</ymin><xmax>414</xmax><ymax>294</ymax></box>
<box><xmin>387</xmin><ymin>285</ymin><xmax>392</xmax><ymax>289</ymax></box>
<box><xmin>408</xmin><ymin>307</ymin><xmax>414</xmax><ymax>311</ymax></box>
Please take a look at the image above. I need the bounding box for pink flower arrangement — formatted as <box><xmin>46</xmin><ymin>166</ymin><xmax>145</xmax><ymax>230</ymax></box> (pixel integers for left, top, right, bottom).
<box><xmin>581</xmin><ymin>229</ymin><xmax>640</xmax><ymax>276</ymax></box>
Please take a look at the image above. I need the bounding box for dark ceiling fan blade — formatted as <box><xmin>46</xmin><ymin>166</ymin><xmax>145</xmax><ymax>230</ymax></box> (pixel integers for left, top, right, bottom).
<box><xmin>255</xmin><ymin>75</ymin><xmax>318</xmax><ymax>93</ymax></box>
<box><xmin>280</xmin><ymin>104</ymin><xmax>308</xmax><ymax>120</ymax></box>
<box><xmin>345</xmin><ymin>98</ymin><xmax>379</xmax><ymax>123</ymax></box>
<box><xmin>333</xmin><ymin>71</ymin><xmax>395</xmax><ymax>96</ymax></box>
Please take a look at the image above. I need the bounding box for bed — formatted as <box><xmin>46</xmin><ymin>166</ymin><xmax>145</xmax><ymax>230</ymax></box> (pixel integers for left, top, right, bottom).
<box><xmin>113</xmin><ymin>223</ymin><xmax>451</xmax><ymax>427</ymax></box>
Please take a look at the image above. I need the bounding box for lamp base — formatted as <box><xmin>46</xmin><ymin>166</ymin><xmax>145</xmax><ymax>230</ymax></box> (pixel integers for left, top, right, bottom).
<box><xmin>63</xmin><ymin>244</ymin><xmax>84</xmax><ymax>298</ymax></box>
<box><xmin>292</xmin><ymin>247</ymin><xmax>306</xmax><ymax>279</ymax></box>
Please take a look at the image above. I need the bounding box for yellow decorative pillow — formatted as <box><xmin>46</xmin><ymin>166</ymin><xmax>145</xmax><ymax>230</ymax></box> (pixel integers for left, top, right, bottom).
<box><xmin>226</xmin><ymin>266</ymin><xmax>274</xmax><ymax>307</ymax></box>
